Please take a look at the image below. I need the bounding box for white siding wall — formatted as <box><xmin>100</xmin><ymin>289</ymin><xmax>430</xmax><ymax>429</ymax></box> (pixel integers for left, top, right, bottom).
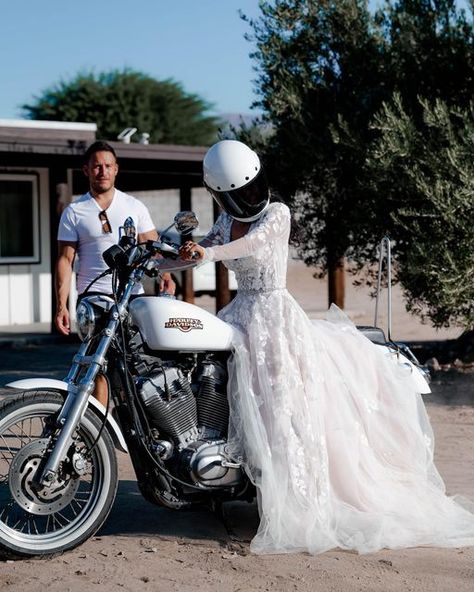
<box><xmin>0</xmin><ymin>167</ymin><xmax>51</xmax><ymax>326</ymax></box>
<box><xmin>135</xmin><ymin>187</ymin><xmax>214</xmax><ymax>235</ymax></box>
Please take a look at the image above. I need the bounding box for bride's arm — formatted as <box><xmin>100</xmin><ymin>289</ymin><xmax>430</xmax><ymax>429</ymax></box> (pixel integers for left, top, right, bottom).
<box><xmin>204</xmin><ymin>203</ymin><xmax>290</xmax><ymax>262</ymax></box>
<box><xmin>178</xmin><ymin>212</ymin><xmax>227</xmax><ymax>261</ymax></box>
<box><xmin>199</xmin><ymin>212</ymin><xmax>227</xmax><ymax>247</ymax></box>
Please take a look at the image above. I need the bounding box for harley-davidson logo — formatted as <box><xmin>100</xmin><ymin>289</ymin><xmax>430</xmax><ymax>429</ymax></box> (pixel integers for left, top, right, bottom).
<box><xmin>164</xmin><ymin>317</ymin><xmax>204</xmax><ymax>332</ymax></box>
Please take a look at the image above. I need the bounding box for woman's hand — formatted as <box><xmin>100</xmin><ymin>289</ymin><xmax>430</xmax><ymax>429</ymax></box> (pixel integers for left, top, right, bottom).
<box><xmin>179</xmin><ymin>241</ymin><xmax>205</xmax><ymax>261</ymax></box>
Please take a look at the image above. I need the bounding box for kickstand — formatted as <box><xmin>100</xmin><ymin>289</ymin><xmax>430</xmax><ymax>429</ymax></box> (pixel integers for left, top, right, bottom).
<box><xmin>212</xmin><ymin>500</ymin><xmax>242</xmax><ymax>543</ymax></box>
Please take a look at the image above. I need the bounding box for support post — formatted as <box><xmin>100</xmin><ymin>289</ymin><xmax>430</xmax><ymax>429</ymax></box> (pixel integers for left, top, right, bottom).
<box><xmin>179</xmin><ymin>186</ymin><xmax>194</xmax><ymax>303</ymax></box>
<box><xmin>49</xmin><ymin>167</ymin><xmax>70</xmax><ymax>333</ymax></box>
<box><xmin>328</xmin><ymin>256</ymin><xmax>345</xmax><ymax>309</ymax></box>
<box><xmin>213</xmin><ymin>200</ymin><xmax>231</xmax><ymax>312</ymax></box>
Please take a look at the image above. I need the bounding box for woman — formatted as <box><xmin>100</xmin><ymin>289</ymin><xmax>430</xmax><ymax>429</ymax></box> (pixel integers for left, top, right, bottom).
<box><xmin>180</xmin><ymin>139</ymin><xmax>474</xmax><ymax>555</ymax></box>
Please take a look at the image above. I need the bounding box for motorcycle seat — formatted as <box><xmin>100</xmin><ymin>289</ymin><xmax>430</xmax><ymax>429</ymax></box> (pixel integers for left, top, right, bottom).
<box><xmin>356</xmin><ymin>326</ymin><xmax>387</xmax><ymax>345</ymax></box>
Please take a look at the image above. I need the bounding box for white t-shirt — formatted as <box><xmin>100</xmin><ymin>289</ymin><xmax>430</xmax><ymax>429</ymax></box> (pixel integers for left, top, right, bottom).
<box><xmin>58</xmin><ymin>189</ymin><xmax>156</xmax><ymax>294</ymax></box>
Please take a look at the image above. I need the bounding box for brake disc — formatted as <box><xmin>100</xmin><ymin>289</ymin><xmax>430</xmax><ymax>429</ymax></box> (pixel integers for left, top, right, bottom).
<box><xmin>8</xmin><ymin>438</ymin><xmax>80</xmax><ymax>515</ymax></box>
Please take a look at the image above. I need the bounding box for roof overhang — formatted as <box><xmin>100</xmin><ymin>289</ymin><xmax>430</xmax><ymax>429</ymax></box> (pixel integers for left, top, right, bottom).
<box><xmin>0</xmin><ymin>120</ymin><xmax>208</xmax><ymax>189</ymax></box>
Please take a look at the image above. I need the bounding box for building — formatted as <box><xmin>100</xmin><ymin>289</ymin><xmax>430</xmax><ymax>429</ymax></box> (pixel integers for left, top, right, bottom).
<box><xmin>0</xmin><ymin>119</ymin><xmax>212</xmax><ymax>329</ymax></box>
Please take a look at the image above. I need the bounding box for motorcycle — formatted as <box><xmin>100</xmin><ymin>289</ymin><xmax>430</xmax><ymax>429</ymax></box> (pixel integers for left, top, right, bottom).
<box><xmin>0</xmin><ymin>214</ymin><xmax>431</xmax><ymax>558</ymax></box>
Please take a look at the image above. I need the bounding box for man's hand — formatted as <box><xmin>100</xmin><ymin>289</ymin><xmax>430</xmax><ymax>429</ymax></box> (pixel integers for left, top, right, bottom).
<box><xmin>159</xmin><ymin>272</ymin><xmax>176</xmax><ymax>295</ymax></box>
<box><xmin>55</xmin><ymin>306</ymin><xmax>71</xmax><ymax>335</ymax></box>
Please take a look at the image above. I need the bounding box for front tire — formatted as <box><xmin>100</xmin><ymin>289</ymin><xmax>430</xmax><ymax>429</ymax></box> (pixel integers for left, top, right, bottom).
<box><xmin>0</xmin><ymin>390</ymin><xmax>118</xmax><ymax>558</ymax></box>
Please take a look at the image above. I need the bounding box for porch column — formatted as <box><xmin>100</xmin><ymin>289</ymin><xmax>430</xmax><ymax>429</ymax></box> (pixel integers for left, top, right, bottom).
<box><xmin>328</xmin><ymin>256</ymin><xmax>345</xmax><ymax>309</ymax></box>
<box><xmin>179</xmin><ymin>185</ymin><xmax>194</xmax><ymax>303</ymax></box>
<box><xmin>213</xmin><ymin>200</ymin><xmax>231</xmax><ymax>312</ymax></box>
<box><xmin>49</xmin><ymin>167</ymin><xmax>70</xmax><ymax>333</ymax></box>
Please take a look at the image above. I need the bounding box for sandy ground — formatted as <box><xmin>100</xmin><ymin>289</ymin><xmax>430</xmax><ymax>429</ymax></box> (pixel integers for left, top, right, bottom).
<box><xmin>1</xmin><ymin>259</ymin><xmax>473</xmax><ymax>591</ymax></box>
<box><xmin>1</xmin><ymin>390</ymin><xmax>474</xmax><ymax>592</ymax></box>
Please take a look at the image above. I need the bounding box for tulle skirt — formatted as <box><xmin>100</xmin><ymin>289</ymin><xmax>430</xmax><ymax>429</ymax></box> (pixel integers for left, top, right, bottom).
<box><xmin>217</xmin><ymin>291</ymin><xmax>474</xmax><ymax>554</ymax></box>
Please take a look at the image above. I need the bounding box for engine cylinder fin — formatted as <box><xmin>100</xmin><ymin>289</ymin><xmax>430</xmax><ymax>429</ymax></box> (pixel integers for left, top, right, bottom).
<box><xmin>137</xmin><ymin>366</ymin><xmax>198</xmax><ymax>440</ymax></box>
<box><xmin>197</xmin><ymin>376</ymin><xmax>229</xmax><ymax>437</ymax></box>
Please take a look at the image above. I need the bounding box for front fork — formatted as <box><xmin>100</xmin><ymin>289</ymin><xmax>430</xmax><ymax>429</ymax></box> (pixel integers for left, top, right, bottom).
<box><xmin>37</xmin><ymin>271</ymin><xmax>142</xmax><ymax>486</ymax></box>
<box><xmin>38</xmin><ymin>338</ymin><xmax>109</xmax><ymax>485</ymax></box>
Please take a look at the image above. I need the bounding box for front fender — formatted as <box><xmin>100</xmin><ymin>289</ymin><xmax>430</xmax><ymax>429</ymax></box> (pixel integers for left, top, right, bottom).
<box><xmin>5</xmin><ymin>378</ymin><xmax>128</xmax><ymax>453</ymax></box>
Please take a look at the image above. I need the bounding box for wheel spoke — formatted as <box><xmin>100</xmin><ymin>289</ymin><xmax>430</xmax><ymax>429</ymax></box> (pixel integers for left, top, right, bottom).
<box><xmin>17</xmin><ymin>421</ymin><xmax>31</xmax><ymax>447</ymax></box>
<box><xmin>0</xmin><ymin>433</ymin><xmax>17</xmax><ymax>460</ymax></box>
<box><xmin>69</xmin><ymin>498</ymin><xmax>82</xmax><ymax>517</ymax></box>
<box><xmin>0</xmin><ymin>499</ymin><xmax>16</xmax><ymax>524</ymax></box>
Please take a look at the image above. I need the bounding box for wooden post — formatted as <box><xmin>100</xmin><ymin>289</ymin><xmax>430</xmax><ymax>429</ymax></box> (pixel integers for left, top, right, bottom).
<box><xmin>215</xmin><ymin>262</ymin><xmax>231</xmax><ymax>311</ymax></box>
<box><xmin>179</xmin><ymin>186</ymin><xmax>194</xmax><ymax>303</ymax></box>
<box><xmin>328</xmin><ymin>256</ymin><xmax>345</xmax><ymax>309</ymax></box>
<box><xmin>49</xmin><ymin>167</ymin><xmax>69</xmax><ymax>333</ymax></box>
<box><xmin>213</xmin><ymin>199</ymin><xmax>231</xmax><ymax>312</ymax></box>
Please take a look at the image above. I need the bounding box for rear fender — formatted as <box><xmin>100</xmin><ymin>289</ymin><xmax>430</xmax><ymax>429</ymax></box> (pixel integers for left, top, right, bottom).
<box><xmin>5</xmin><ymin>378</ymin><xmax>128</xmax><ymax>453</ymax></box>
<box><xmin>381</xmin><ymin>350</ymin><xmax>432</xmax><ymax>395</ymax></box>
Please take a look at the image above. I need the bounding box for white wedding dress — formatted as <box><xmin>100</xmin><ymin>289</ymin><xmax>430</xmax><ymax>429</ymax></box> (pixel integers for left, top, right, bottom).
<box><xmin>202</xmin><ymin>201</ymin><xmax>474</xmax><ymax>554</ymax></box>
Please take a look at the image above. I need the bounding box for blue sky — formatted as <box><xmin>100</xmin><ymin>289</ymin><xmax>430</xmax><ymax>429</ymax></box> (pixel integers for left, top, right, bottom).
<box><xmin>0</xmin><ymin>1</ymin><xmax>262</xmax><ymax>120</ymax></box>
<box><xmin>0</xmin><ymin>1</ymin><xmax>471</xmax><ymax>121</ymax></box>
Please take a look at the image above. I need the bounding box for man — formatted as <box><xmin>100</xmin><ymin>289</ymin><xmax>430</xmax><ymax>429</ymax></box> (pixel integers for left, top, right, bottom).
<box><xmin>55</xmin><ymin>141</ymin><xmax>174</xmax><ymax>403</ymax></box>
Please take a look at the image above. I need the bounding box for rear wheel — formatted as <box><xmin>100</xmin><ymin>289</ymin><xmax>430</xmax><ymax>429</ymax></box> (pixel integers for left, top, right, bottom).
<box><xmin>0</xmin><ymin>390</ymin><xmax>118</xmax><ymax>558</ymax></box>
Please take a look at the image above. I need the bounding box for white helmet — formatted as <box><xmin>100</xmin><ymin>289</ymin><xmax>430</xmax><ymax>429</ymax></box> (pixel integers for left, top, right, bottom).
<box><xmin>203</xmin><ymin>140</ymin><xmax>270</xmax><ymax>222</ymax></box>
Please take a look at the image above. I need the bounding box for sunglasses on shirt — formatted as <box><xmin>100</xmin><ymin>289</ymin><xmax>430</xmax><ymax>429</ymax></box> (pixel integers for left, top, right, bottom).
<box><xmin>99</xmin><ymin>210</ymin><xmax>112</xmax><ymax>234</ymax></box>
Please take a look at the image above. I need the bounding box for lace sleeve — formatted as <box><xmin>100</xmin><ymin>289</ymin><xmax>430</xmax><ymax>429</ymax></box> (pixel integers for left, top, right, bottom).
<box><xmin>204</xmin><ymin>203</ymin><xmax>291</xmax><ymax>262</ymax></box>
<box><xmin>199</xmin><ymin>212</ymin><xmax>228</xmax><ymax>247</ymax></box>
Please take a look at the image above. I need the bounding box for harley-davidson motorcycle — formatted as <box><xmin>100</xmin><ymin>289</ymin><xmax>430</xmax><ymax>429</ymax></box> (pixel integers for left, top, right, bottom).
<box><xmin>0</xmin><ymin>214</ymin><xmax>431</xmax><ymax>558</ymax></box>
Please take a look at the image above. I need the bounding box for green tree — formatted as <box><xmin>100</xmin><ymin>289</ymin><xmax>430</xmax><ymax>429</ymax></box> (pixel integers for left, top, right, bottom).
<box><xmin>376</xmin><ymin>0</ymin><xmax>474</xmax><ymax>115</ymax></box>
<box><xmin>22</xmin><ymin>69</ymin><xmax>220</xmax><ymax>145</ymax></box>
<box><xmin>243</xmin><ymin>0</ymin><xmax>474</xmax><ymax>323</ymax></box>
<box><xmin>364</xmin><ymin>94</ymin><xmax>474</xmax><ymax>328</ymax></box>
<box><xmin>242</xmin><ymin>0</ymin><xmax>384</xmax><ymax>306</ymax></box>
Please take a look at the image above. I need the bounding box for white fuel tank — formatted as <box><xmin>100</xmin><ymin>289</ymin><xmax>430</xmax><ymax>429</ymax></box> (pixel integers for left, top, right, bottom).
<box><xmin>129</xmin><ymin>297</ymin><xmax>237</xmax><ymax>351</ymax></box>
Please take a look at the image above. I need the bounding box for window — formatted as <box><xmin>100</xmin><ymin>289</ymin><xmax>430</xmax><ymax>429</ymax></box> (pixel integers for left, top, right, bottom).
<box><xmin>0</xmin><ymin>174</ymin><xmax>40</xmax><ymax>264</ymax></box>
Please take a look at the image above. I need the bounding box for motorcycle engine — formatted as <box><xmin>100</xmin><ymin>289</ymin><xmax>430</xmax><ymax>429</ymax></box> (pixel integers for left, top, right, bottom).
<box><xmin>136</xmin><ymin>355</ymin><xmax>242</xmax><ymax>488</ymax></box>
<box><xmin>137</xmin><ymin>365</ymin><xmax>199</xmax><ymax>447</ymax></box>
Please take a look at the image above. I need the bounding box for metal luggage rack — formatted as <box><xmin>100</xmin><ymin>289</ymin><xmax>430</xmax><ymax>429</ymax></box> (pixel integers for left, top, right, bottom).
<box><xmin>374</xmin><ymin>235</ymin><xmax>392</xmax><ymax>343</ymax></box>
<box><xmin>356</xmin><ymin>235</ymin><xmax>392</xmax><ymax>346</ymax></box>
<box><xmin>364</xmin><ymin>236</ymin><xmax>429</xmax><ymax>374</ymax></box>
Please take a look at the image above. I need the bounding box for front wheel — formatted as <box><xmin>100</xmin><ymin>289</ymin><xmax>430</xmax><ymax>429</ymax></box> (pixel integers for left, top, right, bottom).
<box><xmin>0</xmin><ymin>390</ymin><xmax>118</xmax><ymax>558</ymax></box>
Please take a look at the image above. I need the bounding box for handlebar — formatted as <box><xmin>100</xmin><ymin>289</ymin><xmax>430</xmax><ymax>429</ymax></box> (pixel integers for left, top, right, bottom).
<box><xmin>102</xmin><ymin>237</ymin><xmax>199</xmax><ymax>280</ymax></box>
<box><xmin>143</xmin><ymin>240</ymin><xmax>199</xmax><ymax>275</ymax></box>
<box><xmin>144</xmin><ymin>240</ymin><xmax>201</xmax><ymax>262</ymax></box>
<box><xmin>155</xmin><ymin>241</ymin><xmax>180</xmax><ymax>257</ymax></box>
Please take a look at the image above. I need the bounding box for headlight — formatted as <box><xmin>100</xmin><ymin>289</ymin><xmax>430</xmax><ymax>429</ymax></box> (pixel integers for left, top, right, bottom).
<box><xmin>75</xmin><ymin>295</ymin><xmax>115</xmax><ymax>341</ymax></box>
<box><xmin>76</xmin><ymin>300</ymin><xmax>98</xmax><ymax>341</ymax></box>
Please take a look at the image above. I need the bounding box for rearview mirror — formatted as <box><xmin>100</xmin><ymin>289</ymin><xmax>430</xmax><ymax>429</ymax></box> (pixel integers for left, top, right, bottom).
<box><xmin>174</xmin><ymin>211</ymin><xmax>199</xmax><ymax>234</ymax></box>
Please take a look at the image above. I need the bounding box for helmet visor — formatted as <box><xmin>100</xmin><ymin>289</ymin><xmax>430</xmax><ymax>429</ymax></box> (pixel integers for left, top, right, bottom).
<box><xmin>206</xmin><ymin>170</ymin><xmax>269</xmax><ymax>221</ymax></box>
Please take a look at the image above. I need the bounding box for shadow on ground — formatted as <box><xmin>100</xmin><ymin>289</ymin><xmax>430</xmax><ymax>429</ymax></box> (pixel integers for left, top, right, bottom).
<box><xmin>100</xmin><ymin>478</ymin><xmax>258</xmax><ymax>542</ymax></box>
<box><xmin>425</xmin><ymin>371</ymin><xmax>474</xmax><ymax>406</ymax></box>
<box><xmin>0</xmin><ymin>343</ymin><xmax>79</xmax><ymax>387</ymax></box>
